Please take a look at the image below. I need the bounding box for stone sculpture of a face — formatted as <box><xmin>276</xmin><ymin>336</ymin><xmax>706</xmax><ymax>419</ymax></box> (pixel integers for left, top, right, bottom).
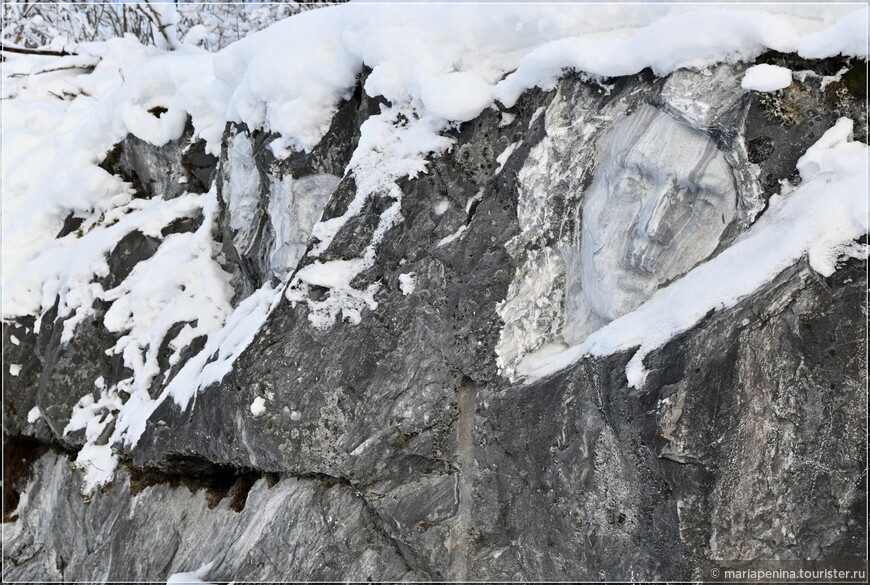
<box><xmin>578</xmin><ymin>105</ymin><xmax>737</xmax><ymax>327</ymax></box>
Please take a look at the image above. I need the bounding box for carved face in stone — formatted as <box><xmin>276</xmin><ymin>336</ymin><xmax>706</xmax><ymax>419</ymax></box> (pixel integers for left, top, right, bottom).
<box><xmin>579</xmin><ymin>105</ymin><xmax>737</xmax><ymax>322</ymax></box>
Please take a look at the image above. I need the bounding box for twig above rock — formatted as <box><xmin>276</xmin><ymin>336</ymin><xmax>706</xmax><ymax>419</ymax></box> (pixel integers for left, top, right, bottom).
<box><xmin>0</xmin><ymin>43</ymin><xmax>76</xmax><ymax>57</ymax></box>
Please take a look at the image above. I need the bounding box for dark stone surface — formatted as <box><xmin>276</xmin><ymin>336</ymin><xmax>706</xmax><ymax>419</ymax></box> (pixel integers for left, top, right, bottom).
<box><xmin>100</xmin><ymin>122</ymin><xmax>217</xmax><ymax>201</ymax></box>
<box><xmin>471</xmin><ymin>257</ymin><xmax>866</xmax><ymax>581</ymax></box>
<box><xmin>744</xmin><ymin>54</ymin><xmax>866</xmax><ymax>202</ymax></box>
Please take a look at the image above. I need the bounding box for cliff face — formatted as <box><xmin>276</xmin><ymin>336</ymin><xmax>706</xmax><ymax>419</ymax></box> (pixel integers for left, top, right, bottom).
<box><xmin>3</xmin><ymin>52</ymin><xmax>867</xmax><ymax>582</ymax></box>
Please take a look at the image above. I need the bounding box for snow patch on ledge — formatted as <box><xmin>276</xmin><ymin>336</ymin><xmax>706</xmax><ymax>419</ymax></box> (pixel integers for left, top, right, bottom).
<box><xmin>742</xmin><ymin>64</ymin><xmax>793</xmax><ymax>92</ymax></box>
<box><xmin>26</xmin><ymin>406</ymin><xmax>41</xmax><ymax>423</ymax></box>
<box><xmin>166</xmin><ymin>561</ymin><xmax>215</xmax><ymax>585</ymax></box>
<box><xmin>399</xmin><ymin>273</ymin><xmax>416</xmax><ymax>296</ymax></box>
<box><xmin>250</xmin><ymin>396</ymin><xmax>267</xmax><ymax>417</ymax></box>
<box><xmin>518</xmin><ymin>119</ymin><xmax>869</xmax><ymax>388</ymax></box>
<box><xmin>289</xmin><ymin>258</ymin><xmax>380</xmax><ymax>328</ymax></box>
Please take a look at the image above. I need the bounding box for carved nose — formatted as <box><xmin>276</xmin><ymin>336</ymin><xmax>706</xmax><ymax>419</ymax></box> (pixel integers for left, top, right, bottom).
<box><xmin>638</xmin><ymin>185</ymin><xmax>674</xmax><ymax>244</ymax></box>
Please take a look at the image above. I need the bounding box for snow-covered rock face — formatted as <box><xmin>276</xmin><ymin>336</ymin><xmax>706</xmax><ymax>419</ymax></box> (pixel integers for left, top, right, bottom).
<box><xmin>565</xmin><ymin>105</ymin><xmax>737</xmax><ymax>343</ymax></box>
<box><xmin>2</xmin><ymin>4</ymin><xmax>868</xmax><ymax>583</ymax></box>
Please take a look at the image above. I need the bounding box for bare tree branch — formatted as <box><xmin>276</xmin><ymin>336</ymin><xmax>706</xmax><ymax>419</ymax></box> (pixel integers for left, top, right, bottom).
<box><xmin>139</xmin><ymin>1</ymin><xmax>177</xmax><ymax>50</ymax></box>
<box><xmin>0</xmin><ymin>43</ymin><xmax>75</xmax><ymax>57</ymax></box>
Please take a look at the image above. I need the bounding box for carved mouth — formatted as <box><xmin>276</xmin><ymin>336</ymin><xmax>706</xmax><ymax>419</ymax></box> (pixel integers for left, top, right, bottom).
<box><xmin>616</xmin><ymin>273</ymin><xmax>646</xmax><ymax>293</ymax></box>
<box><xmin>623</xmin><ymin>238</ymin><xmax>662</xmax><ymax>276</ymax></box>
<box><xmin>624</xmin><ymin>256</ymin><xmax>656</xmax><ymax>276</ymax></box>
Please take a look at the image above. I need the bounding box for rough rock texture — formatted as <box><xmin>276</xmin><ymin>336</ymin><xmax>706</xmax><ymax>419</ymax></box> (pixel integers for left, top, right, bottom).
<box><xmin>3</xmin><ymin>56</ymin><xmax>867</xmax><ymax>582</ymax></box>
<box><xmin>3</xmin><ymin>451</ymin><xmax>417</xmax><ymax>582</ymax></box>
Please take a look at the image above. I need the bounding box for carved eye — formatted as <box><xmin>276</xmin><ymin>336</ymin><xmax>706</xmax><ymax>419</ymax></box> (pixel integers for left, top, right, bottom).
<box><xmin>613</xmin><ymin>175</ymin><xmax>644</xmax><ymax>200</ymax></box>
<box><xmin>695</xmin><ymin>189</ymin><xmax>719</xmax><ymax>209</ymax></box>
<box><xmin>677</xmin><ymin>185</ymin><xmax>719</xmax><ymax>210</ymax></box>
<box><xmin>674</xmin><ymin>185</ymin><xmax>696</xmax><ymax>202</ymax></box>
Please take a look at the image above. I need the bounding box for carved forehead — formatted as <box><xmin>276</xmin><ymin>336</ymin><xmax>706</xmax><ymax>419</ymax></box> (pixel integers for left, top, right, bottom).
<box><xmin>602</xmin><ymin>105</ymin><xmax>734</xmax><ymax>192</ymax></box>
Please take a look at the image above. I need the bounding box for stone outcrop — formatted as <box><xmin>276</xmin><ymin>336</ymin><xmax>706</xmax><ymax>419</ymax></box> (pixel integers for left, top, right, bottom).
<box><xmin>3</xmin><ymin>54</ymin><xmax>866</xmax><ymax>582</ymax></box>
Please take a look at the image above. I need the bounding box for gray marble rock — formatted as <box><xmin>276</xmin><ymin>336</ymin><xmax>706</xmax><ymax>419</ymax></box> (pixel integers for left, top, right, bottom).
<box><xmin>471</xmin><ymin>256</ymin><xmax>866</xmax><ymax>581</ymax></box>
<box><xmin>3</xmin><ymin>451</ymin><xmax>417</xmax><ymax>582</ymax></box>
<box><xmin>3</xmin><ymin>56</ymin><xmax>866</xmax><ymax>582</ymax></box>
